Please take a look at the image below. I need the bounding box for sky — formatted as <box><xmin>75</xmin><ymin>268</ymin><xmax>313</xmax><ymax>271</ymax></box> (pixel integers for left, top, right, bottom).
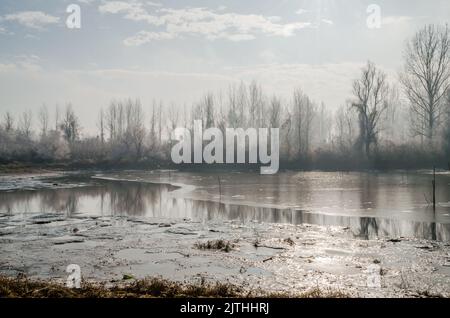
<box><xmin>1</xmin><ymin>0</ymin><xmax>450</xmax><ymax>134</ymax></box>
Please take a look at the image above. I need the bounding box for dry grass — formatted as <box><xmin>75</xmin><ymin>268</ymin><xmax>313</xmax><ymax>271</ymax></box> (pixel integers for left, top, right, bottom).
<box><xmin>0</xmin><ymin>275</ymin><xmax>352</xmax><ymax>298</ymax></box>
<box><xmin>194</xmin><ymin>239</ymin><xmax>234</xmax><ymax>252</ymax></box>
<box><xmin>0</xmin><ymin>275</ymin><xmax>241</xmax><ymax>298</ymax></box>
<box><xmin>268</xmin><ymin>287</ymin><xmax>349</xmax><ymax>298</ymax></box>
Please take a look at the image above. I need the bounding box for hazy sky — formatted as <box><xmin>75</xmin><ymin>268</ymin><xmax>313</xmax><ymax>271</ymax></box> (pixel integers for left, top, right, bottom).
<box><xmin>1</xmin><ymin>0</ymin><xmax>450</xmax><ymax>134</ymax></box>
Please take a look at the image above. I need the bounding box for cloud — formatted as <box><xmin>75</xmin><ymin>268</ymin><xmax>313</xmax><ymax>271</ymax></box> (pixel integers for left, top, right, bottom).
<box><xmin>3</xmin><ymin>11</ymin><xmax>60</xmax><ymax>30</ymax></box>
<box><xmin>3</xmin><ymin>55</ymin><xmax>43</xmax><ymax>71</ymax></box>
<box><xmin>123</xmin><ymin>31</ymin><xmax>175</xmax><ymax>46</ymax></box>
<box><xmin>25</xmin><ymin>34</ymin><xmax>41</xmax><ymax>40</ymax></box>
<box><xmin>99</xmin><ymin>1</ymin><xmax>149</xmax><ymax>17</ymax></box>
<box><xmin>223</xmin><ymin>34</ymin><xmax>256</xmax><ymax>42</ymax></box>
<box><xmin>147</xmin><ymin>1</ymin><xmax>162</xmax><ymax>7</ymax></box>
<box><xmin>381</xmin><ymin>16</ymin><xmax>413</xmax><ymax>25</ymax></box>
<box><xmin>99</xmin><ymin>2</ymin><xmax>311</xmax><ymax>44</ymax></box>
<box><xmin>0</xmin><ymin>63</ymin><xmax>16</xmax><ymax>72</ymax></box>
<box><xmin>77</xmin><ymin>0</ymin><xmax>97</xmax><ymax>5</ymax></box>
<box><xmin>0</xmin><ymin>55</ymin><xmax>42</xmax><ymax>77</ymax></box>
<box><xmin>295</xmin><ymin>9</ymin><xmax>309</xmax><ymax>15</ymax></box>
<box><xmin>99</xmin><ymin>1</ymin><xmax>135</xmax><ymax>14</ymax></box>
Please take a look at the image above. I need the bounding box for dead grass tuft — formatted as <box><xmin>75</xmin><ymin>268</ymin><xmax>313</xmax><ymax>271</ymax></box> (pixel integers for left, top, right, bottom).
<box><xmin>0</xmin><ymin>275</ymin><xmax>241</xmax><ymax>298</ymax></box>
<box><xmin>0</xmin><ymin>275</ymin><xmax>354</xmax><ymax>298</ymax></box>
<box><xmin>194</xmin><ymin>239</ymin><xmax>234</xmax><ymax>252</ymax></box>
<box><xmin>268</xmin><ymin>287</ymin><xmax>349</xmax><ymax>298</ymax></box>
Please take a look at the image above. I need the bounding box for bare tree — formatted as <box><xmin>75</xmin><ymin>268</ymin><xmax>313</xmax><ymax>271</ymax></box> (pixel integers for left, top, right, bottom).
<box><xmin>303</xmin><ymin>98</ymin><xmax>316</xmax><ymax>154</ymax></box>
<box><xmin>54</xmin><ymin>105</ymin><xmax>60</xmax><ymax>131</ymax></box>
<box><xmin>281</xmin><ymin>108</ymin><xmax>292</xmax><ymax>159</ymax></box>
<box><xmin>215</xmin><ymin>91</ymin><xmax>227</xmax><ymax>133</ymax></box>
<box><xmin>149</xmin><ymin>100</ymin><xmax>158</xmax><ymax>150</ymax></box>
<box><xmin>106</xmin><ymin>101</ymin><xmax>117</xmax><ymax>141</ymax></box>
<box><xmin>38</xmin><ymin>104</ymin><xmax>49</xmax><ymax>137</ymax></box>
<box><xmin>236</xmin><ymin>82</ymin><xmax>248</xmax><ymax>128</ymax></box>
<box><xmin>60</xmin><ymin>104</ymin><xmax>80</xmax><ymax>142</ymax></box>
<box><xmin>193</xmin><ymin>93</ymin><xmax>215</xmax><ymax>129</ymax></box>
<box><xmin>444</xmin><ymin>89</ymin><xmax>450</xmax><ymax>156</ymax></box>
<box><xmin>379</xmin><ymin>85</ymin><xmax>408</xmax><ymax>144</ymax></box>
<box><xmin>203</xmin><ymin>93</ymin><xmax>215</xmax><ymax>129</ymax></box>
<box><xmin>117</xmin><ymin>101</ymin><xmax>125</xmax><ymax>139</ymax></box>
<box><xmin>227</xmin><ymin>84</ymin><xmax>240</xmax><ymax>128</ymax></box>
<box><xmin>248</xmin><ymin>81</ymin><xmax>264</xmax><ymax>128</ymax></box>
<box><xmin>317</xmin><ymin>102</ymin><xmax>333</xmax><ymax>146</ymax></box>
<box><xmin>334</xmin><ymin>104</ymin><xmax>357</xmax><ymax>153</ymax></box>
<box><xmin>352</xmin><ymin>61</ymin><xmax>390</xmax><ymax>157</ymax></box>
<box><xmin>400</xmin><ymin>24</ymin><xmax>450</xmax><ymax>142</ymax></box>
<box><xmin>158</xmin><ymin>101</ymin><xmax>163</xmax><ymax>144</ymax></box>
<box><xmin>182</xmin><ymin>103</ymin><xmax>189</xmax><ymax>129</ymax></box>
<box><xmin>124</xmin><ymin>99</ymin><xmax>145</xmax><ymax>158</ymax></box>
<box><xmin>18</xmin><ymin>110</ymin><xmax>33</xmax><ymax>138</ymax></box>
<box><xmin>3</xmin><ymin>112</ymin><xmax>14</xmax><ymax>132</ymax></box>
<box><xmin>292</xmin><ymin>89</ymin><xmax>316</xmax><ymax>157</ymax></box>
<box><xmin>97</xmin><ymin>108</ymin><xmax>105</xmax><ymax>144</ymax></box>
<box><xmin>167</xmin><ymin>103</ymin><xmax>179</xmax><ymax>133</ymax></box>
<box><xmin>292</xmin><ymin>90</ymin><xmax>304</xmax><ymax>157</ymax></box>
<box><xmin>268</xmin><ymin>95</ymin><xmax>281</xmax><ymax>128</ymax></box>
<box><xmin>165</xmin><ymin>102</ymin><xmax>179</xmax><ymax>157</ymax></box>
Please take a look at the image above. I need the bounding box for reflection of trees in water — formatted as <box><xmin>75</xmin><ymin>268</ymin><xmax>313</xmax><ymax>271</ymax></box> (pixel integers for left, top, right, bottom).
<box><xmin>412</xmin><ymin>221</ymin><xmax>438</xmax><ymax>241</ymax></box>
<box><xmin>438</xmin><ymin>224</ymin><xmax>450</xmax><ymax>241</ymax></box>
<box><xmin>0</xmin><ymin>192</ymin><xmax>14</xmax><ymax>215</ymax></box>
<box><xmin>93</xmin><ymin>181</ymin><xmax>168</xmax><ymax>216</ymax></box>
<box><xmin>431</xmin><ymin>222</ymin><xmax>437</xmax><ymax>241</ymax></box>
<box><xmin>192</xmin><ymin>199</ymin><xmax>295</xmax><ymax>224</ymax></box>
<box><xmin>1</xmin><ymin>178</ymin><xmax>449</xmax><ymax>241</ymax></box>
<box><xmin>0</xmin><ymin>181</ymin><xmax>168</xmax><ymax>217</ymax></box>
<box><xmin>192</xmin><ymin>200</ymin><xmax>449</xmax><ymax>241</ymax></box>
<box><xmin>0</xmin><ymin>188</ymin><xmax>80</xmax><ymax>216</ymax></box>
<box><xmin>357</xmin><ymin>174</ymin><xmax>380</xmax><ymax>239</ymax></box>
<box><xmin>357</xmin><ymin>217</ymin><xmax>379</xmax><ymax>239</ymax></box>
<box><xmin>359</xmin><ymin>218</ymin><xmax>446</xmax><ymax>240</ymax></box>
<box><xmin>108</xmin><ymin>182</ymin><xmax>146</xmax><ymax>216</ymax></box>
<box><xmin>39</xmin><ymin>190</ymin><xmax>79</xmax><ymax>216</ymax></box>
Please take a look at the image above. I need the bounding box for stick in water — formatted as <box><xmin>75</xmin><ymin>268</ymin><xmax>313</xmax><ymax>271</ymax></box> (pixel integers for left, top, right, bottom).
<box><xmin>432</xmin><ymin>166</ymin><xmax>436</xmax><ymax>211</ymax></box>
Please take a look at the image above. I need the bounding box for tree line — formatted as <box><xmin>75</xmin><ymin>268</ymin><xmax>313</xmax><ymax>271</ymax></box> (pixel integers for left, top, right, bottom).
<box><xmin>1</xmin><ymin>24</ymin><xmax>450</xmax><ymax>169</ymax></box>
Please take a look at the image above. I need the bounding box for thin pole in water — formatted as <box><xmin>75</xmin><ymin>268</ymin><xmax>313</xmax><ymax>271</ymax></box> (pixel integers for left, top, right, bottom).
<box><xmin>432</xmin><ymin>166</ymin><xmax>436</xmax><ymax>211</ymax></box>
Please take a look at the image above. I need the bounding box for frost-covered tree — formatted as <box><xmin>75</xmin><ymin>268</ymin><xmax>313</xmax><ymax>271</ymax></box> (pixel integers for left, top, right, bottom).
<box><xmin>400</xmin><ymin>24</ymin><xmax>450</xmax><ymax>142</ymax></box>
<box><xmin>352</xmin><ymin>61</ymin><xmax>390</xmax><ymax>157</ymax></box>
<box><xmin>60</xmin><ymin>104</ymin><xmax>80</xmax><ymax>143</ymax></box>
